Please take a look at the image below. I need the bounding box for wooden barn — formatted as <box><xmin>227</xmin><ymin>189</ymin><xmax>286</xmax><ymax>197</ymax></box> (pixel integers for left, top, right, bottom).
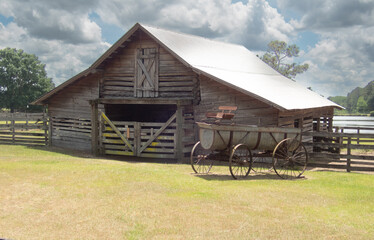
<box><xmin>32</xmin><ymin>23</ymin><xmax>341</xmax><ymax>161</ymax></box>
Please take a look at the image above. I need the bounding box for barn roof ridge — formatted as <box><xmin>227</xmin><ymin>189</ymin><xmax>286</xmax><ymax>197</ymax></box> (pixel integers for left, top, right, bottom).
<box><xmin>32</xmin><ymin>22</ymin><xmax>341</xmax><ymax>111</ymax></box>
<box><xmin>138</xmin><ymin>23</ymin><xmax>246</xmax><ymax>49</ymax></box>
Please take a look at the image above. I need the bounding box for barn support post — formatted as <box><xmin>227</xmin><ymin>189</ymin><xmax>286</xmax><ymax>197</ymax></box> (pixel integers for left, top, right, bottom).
<box><xmin>176</xmin><ymin>102</ymin><xmax>184</xmax><ymax>163</ymax></box>
<box><xmin>98</xmin><ymin>113</ymin><xmax>104</xmax><ymax>155</ymax></box>
<box><xmin>90</xmin><ymin>100</ymin><xmax>99</xmax><ymax>156</ymax></box>
<box><xmin>48</xmin><ymin>115</ymin><xmax>52</xmax><ymax>146</ymax></box>
<box><xmin>134</xmin><ymin>122</ymin><xmax>141</xmax><ymax>156</ymax></box>
<box><xmin>43</xmin><ymin>106</ymin><xmax>48</xmax><ymax>146</ymax></box>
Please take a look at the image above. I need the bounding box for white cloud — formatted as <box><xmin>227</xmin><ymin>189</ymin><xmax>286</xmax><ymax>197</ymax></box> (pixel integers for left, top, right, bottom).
<box><xmin>96</xmin><ymin>0</ymin><xmax>293</xmax><ymax>49</ymax></box>
<box><xmin>0</xmin><ymin>0</ymin><xmax>295</xmax><ymax>87</ymax></box>
<box><xmin>277</xmin><ymin>0</ymin><xmax>374</xmax><ymax>30</ymax></box>
<box><xmin>0</xmin><ymin>0</ymin><xmax>110</xmax><ymax>85</ymax></box>
<box><xmin>296</xmin><ymin>26</ymin><xmax>374</xmax><ymax>96</ymax></box>
<box><xmin>276</xmin><ymin>0</ymin><xmax>374</xmax><ymax>96</ymax></box>
<box><xmin>0</xmin><ymin>21</ymin><xmax>110</xmax><ymax>86</ymax></box>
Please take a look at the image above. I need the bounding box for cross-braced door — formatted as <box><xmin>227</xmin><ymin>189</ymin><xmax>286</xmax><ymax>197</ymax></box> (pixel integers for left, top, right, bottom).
<box><xmin>135</xmin><ymin>48</ymin><xmax>158</xmax><ymax>97</ymax></box>
<box><xmin>100</xmin><ymin>111</ymin><xmax>177</xmax><ymax>159</ymax></box>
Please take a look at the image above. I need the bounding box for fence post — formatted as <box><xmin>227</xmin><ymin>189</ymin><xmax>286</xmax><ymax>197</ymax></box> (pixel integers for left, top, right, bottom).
<box><xmin>347</xmin><ymin>137</ymin><xmax>351</xmax><ymax>172</ymax></box>
<box><xmin>26</xmin><ymin>113</ymin><xmax>28</xmax><ymax>130</ymax></box>
<box><xmin>11</xmin><ymin>113</ymin><xmax>15</xmax><ymax>144</ymax></box>
<box><xmin>335</xmin><ymin>127</ymin><xmax>341</xmax><ymax>154</ymax></box>
<box><xmin>357</xmin><ymin>128</ymin><xmax>360</xmax><ymax>145</ymax></box>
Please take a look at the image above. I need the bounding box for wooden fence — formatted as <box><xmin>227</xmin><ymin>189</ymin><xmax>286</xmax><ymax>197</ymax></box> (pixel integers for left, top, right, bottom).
<box><xmin>51</xmin><ymin>116</ymin><xmax>92</xmax><ymax>150</ymax></box>
<box><xmin>0</xmin><ymin>112</ymin><xmax>48</xmax><ymax>146</ymax></box>
<box><xmin>1</xmin><ymin>112</ymin><xmax>373</xmax><ymax>173</ymax></box>
<box><xmin>304</xmin><ymin>126</ymin><xmax>374</xmax><ymax>172</ymax></box>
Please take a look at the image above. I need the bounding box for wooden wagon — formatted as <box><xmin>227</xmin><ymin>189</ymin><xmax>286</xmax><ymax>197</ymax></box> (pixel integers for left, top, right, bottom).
<box><xmin>191</xmin><ymin>120</ymin><xmax>308</xmax><ymax>179</ymax></box>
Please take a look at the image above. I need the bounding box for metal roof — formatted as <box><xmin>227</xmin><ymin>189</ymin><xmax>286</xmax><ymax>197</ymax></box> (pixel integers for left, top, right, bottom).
<box><xmin>142</xmin><ymin>25</ymin><xmax>341</xmax><ymax>110</ymax></box>
<box><xmin>33</xmin><ymin>23</ymin><xmax>341</xmax><ymax>110</ymax></box>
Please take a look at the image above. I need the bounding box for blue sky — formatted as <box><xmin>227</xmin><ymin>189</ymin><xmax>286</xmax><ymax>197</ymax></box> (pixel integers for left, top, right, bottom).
<box><xmin>1</xmin><ymin>0</ymin><xmax>374</xmax><ymax>97</ymax></box>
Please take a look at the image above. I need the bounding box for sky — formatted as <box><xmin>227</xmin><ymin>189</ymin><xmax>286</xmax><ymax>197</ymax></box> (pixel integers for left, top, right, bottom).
<box><xmin>0</xmin><ymin>0</ymin><xmax>374</xmax><ymax>97</ymax></box>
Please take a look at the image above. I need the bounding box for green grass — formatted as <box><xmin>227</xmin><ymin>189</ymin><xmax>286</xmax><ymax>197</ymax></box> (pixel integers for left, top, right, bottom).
<box><xmin>342</xmin><ymin>138</ymin><xmax>374</xmax><ymax>145</ymax></box>
<box><xmin>0</xmin><ymin>145</ymin><xmax>373</xmax><ymax>240</ymax></box>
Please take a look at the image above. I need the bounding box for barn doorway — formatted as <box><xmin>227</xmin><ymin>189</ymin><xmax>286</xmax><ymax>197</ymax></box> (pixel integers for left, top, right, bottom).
<box><xmin>100</xmin><ymin>104</ymin><xmax>178</xmax><ymax>158</ymax></box>
<box><xmin>104</xmin><ymin>104</ymin><xmax>176</xmax><ymax>122</ymax></box>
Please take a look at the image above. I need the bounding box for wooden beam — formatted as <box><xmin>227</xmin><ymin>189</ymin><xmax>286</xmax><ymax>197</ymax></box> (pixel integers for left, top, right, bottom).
<box><xmin>96</xmin><ymin>98</ymin><xmax>193</xmax><ymax>105</ymax></box>
<box><xmin>90</xmin><ymin>101</ymin><xmax>99</xmax><ymax>156</ymax></box>
<box><xmin>176</xmin><ymin>105</ymin><xmax>184</xmax><ymax>162</ymax></box>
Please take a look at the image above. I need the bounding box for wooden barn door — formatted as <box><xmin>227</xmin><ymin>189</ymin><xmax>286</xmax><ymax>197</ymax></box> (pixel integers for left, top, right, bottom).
<box><xmin>100</xmin><ymin>111</ymin><xmax>177</xmax><ymax>159</ymax></box>
<box><xmin>134</xmin><ymin>48</ymin><xmax>159</xmax><ymax>97</ymax></box>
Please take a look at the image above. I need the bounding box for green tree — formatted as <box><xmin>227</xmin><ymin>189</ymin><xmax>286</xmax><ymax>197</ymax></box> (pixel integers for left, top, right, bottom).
<box><xmin>328</xmin><ymin>96</ymin><xmax>347</xmax><ymax>108</ymax></box>
<box><xmin>367</xmin><ymin>96</ymin><xmax>374</xmax><ymax>111</ymax></box>
<box><xmin>356</xmin><ymin>96</ymin><xmax>368</xmax><ymax>113</ymax></box>
<box><xmin>0</xmin><ymin>48</ymin><xmax>54</xmax><ymax>112</ymax></box>
<box><xmin>260</xmin><ymin>40</ymin><xmax>309</xmax><ymax>79</ymax></box>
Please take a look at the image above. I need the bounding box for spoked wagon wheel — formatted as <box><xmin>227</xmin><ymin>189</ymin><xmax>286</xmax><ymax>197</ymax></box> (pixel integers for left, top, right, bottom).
<box><xmin>272</xmin><ymin>138</ymin><xmax>308</xmax><ymax>179</ymax></box>
<box><xmin>229</xmin><ymin>144</ymin><xmax>252</xmax><ymax>179</ymax></box>
<box><xmin>191</xmin><ymin>141</ymin><xmax>214</xmax><ymax>174</ymax></box>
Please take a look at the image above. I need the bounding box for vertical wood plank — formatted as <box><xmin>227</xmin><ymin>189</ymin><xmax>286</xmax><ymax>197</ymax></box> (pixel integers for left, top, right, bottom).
<box><xmin>43</xmin><ymin>109</ymin><xmax>48</xmax><ymax>146</ymax></box>
<box><xmin>91</xmin><ymin>101</ymin><xmax>99</xmax><ymax>156</ymax></box>
<box><xmin>134</xmin><ymin>122</ymin><xmax>141</xmax><ymax>156</ymax></box>
<box><xmin>328</xmin><ymin>117</ymin><xmax>333</xmax><ymax>132</ymax></box>
<box><xmin>11</xmin><ymin>113</ymin><xmax>15</xmax><ymax>144</ymax></box>
<box><xmin>176</xmin><ymin>103</ymin><xmax>184</xmax><ymax>162</ymax></box>
<box><xmin>334</xmin><ymin>127</ymin><xmax>341</xmax><ymax>154</ymax></box>
<box><xmin>154</xmin><ymin>46</ymin><xmax>159</xmax><ymax>97</ymax></box>
<box><xmin>134</xmin><ymin>48</ymin><xmax>140</xmax><ymax>97</ymax></box>
<box><xmin>99</xmin><ymin>112</ymin><xmax>104</xmax><ymax>155</ymax></box>
<box><xmin>347</xmin><ymin>137</ymin><xmax>351</xmax><ymax>172</ymax></box>
<box><xmin>48</xmin><ymin>115</ymin><xmax>52</xmax><ymax>146</ymax></box>
<box><xmin>357</xmin><ymin>128</ymin><xmax>360</xmax><ymax>145</ymax></box>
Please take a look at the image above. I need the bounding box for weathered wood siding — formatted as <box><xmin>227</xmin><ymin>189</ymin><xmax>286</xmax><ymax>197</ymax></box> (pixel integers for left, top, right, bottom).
<box><xmin>100</xmin><ymin>31</ymin><xmax>199</xmax><ymax>100</ymax></box>
<box><xmin>278</xmin><ymin>107</ymin><xmax>334</xmax><ymax>152</ymax></box>
<box><xmin>48</xmin><ymin>73</ymin><xmax>100</xmax><ymax>119</ymax></box>
<box><xmin>47</xmin><ymin>73</ymin><xmax>100</xmax><ymax>150</ymax></box>
<box><xmin>180</xmin><ymin>105</ymin><xmax>196</xmax><ymax>156</ymax></box>
<box><xmin>195</xmin><ymin>76</ymin><xmax>279</xmax><ymax>126</ymax></box>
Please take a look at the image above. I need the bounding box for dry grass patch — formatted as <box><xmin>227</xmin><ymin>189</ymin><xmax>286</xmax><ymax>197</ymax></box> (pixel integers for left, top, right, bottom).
<box><xmin>0</xmin><ymin>145</ymin><xmax>373</xmax><ymax>239</ymax></box>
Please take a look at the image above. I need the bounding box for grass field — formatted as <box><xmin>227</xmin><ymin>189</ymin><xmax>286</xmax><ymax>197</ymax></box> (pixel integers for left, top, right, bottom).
<box><xmin>0</xmin><ymin>145</ymin><xmax>373</xmax><ymax>240</ymax></box>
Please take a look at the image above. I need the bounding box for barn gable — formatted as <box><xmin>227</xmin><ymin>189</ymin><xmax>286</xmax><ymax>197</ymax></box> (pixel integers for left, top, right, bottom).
<box><xmin>97</xmin><ymin>29</ymin><xmax>199</xmax><ymax>101</ymax></box>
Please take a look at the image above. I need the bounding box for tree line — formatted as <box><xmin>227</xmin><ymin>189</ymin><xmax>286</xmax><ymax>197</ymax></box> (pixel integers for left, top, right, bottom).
<box><xmin>329</xmin><ymin>80</ymin><xmax>374</xmax><ymax>114</ymax></box>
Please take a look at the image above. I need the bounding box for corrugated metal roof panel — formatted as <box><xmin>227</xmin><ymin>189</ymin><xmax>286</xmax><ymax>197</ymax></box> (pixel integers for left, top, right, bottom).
<box><xmin>143</xmin><ymin>25</ymin><xmax>341</xmax><ymax>110</ymax></box>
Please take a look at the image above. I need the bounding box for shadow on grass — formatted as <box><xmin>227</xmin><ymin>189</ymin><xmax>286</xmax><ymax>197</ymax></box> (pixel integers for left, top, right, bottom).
<box><xmin>24</xmin><ymin>145</ymin><xmax>178</xmax><ymax>164</ymax></box>
<box><xmin>191</xmin><ymin>172</ymin><xmax>305</xmax><ymax>181</ymax></box>
<box><xmin>25</xmin><ymin>145</ymin><xmax>95</xmax><ymax>159</ymax></box>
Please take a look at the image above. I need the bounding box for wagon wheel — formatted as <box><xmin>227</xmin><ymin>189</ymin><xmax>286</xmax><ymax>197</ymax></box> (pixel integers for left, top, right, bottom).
<box><xmin>191</xmin><ymin>141</ymin><xmax>214</xmax><ymax>174</ymax></box>
<box><xmin>229</xmin><ymin>144</ymin><xmax>252</xmax><ymax>179</ymax></box>
<box><xmin>272</xmin><ymin>138</ymin><xmax>308</xmax><ymax>179</ymax></box>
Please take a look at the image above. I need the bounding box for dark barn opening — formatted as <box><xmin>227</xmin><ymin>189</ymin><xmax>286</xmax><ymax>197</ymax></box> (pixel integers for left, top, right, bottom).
<box><xmin>104</xmin><ymin>104</ymin><xmax>177</xmax><ymax>122</ymax></box>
